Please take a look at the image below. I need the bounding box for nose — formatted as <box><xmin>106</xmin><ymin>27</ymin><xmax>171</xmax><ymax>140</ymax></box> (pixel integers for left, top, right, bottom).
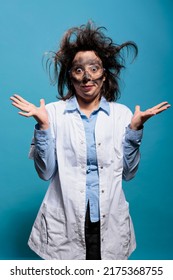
<box><xmin>82</xmin><ymin>71</ymin><xmax>91</xmax><ymax>83</ymax></box>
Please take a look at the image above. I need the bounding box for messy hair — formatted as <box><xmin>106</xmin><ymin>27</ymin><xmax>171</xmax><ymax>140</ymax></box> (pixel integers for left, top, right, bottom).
<box><xmin>45</xmin><ymin>21</ymin><xmax>138</xmax><ymax>102</ymax></box>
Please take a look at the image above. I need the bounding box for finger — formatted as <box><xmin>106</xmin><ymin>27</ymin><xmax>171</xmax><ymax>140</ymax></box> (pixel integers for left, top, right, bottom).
<box><xmin>10</xmin><ymin>97</ymin><xmax>29</xmax><ymax>108</ymax></box>
<box><xmin>10</xmin><ymin>96</ymin><xmax>22</xmax><ymax>104</ymax></box>
<box><xmin>12</xmin><ymin>94</ymin><xmax>30</xmax><ymax>105</ymax></box>
<box><xmin>154</xmin><ymin>104</ymin><xmax>171</xmax><ymax>115</ymax></box>
<box><xmin>11</xmin><ymin>102</ymin><xmax>30</xmax><ymax>112</ymax></box>
<box><xmin>144</xmin><ymin>103</ymin><xmax>170</xmax><ymax>117</ymax></box>
<box><xmin>18</xmin><ymin>111</ymin><xmax>33</xmax><ymax>117</ymax></box>
<box><xmin>11</xmin><ymin>101</ymin><xmax>24</xmax><ymax>110</ymax></box>
<box><xmin>151</xmin><ymin>101</ymin><xmax>169</xmax><ymax>110</ymax></box>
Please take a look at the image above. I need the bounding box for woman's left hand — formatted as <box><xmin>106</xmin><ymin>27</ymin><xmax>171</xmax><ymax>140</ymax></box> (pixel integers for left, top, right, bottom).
<box><xmin>130</xmin><ymin>101</ymin><xmax>171</xmax><ymax>130</ymax></box>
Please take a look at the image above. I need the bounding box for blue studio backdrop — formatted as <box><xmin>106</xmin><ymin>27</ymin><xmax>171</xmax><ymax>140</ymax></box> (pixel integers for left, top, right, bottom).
<box><xmin>0</xmin><ymin>0</ymin><xmax>173</xmax><ymax>260</ymax></box>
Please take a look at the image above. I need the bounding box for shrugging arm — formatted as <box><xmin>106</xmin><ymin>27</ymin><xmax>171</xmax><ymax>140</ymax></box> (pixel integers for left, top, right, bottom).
<box><xmin>123</xmin><ymin>125</ymin><xmax>143</xmax><ymax>181</ymax></box>
<box><xmin>29</xmin><ymin>125</ymin><xmax>57</xmax><ymax>181</ymax></box>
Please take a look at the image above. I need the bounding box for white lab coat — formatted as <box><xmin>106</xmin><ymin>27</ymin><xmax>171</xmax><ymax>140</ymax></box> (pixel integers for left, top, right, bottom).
<box><xmin>28</xmin><ymin>98</ymin><xmax>141</xmax><ymax>260</ymax></box>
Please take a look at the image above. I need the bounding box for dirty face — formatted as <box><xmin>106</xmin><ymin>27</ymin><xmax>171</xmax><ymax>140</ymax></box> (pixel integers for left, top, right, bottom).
<box><xmin>70</xmin><ymin>51</ymin><xmax>105</xmax><ymax>103</ymax></box>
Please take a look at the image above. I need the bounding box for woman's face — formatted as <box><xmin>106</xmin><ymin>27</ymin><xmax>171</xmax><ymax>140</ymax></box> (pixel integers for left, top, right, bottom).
<box><xmin>70</xmin><ymin>51</ymin><xmax>105</xmax><ymax>103</ymax></box>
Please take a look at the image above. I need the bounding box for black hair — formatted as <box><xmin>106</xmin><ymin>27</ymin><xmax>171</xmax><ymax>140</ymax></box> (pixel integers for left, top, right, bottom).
<box><xmin>45</xmin><ymin>21</ymin><xmax>138</xmax><ymax>101</ymax></box>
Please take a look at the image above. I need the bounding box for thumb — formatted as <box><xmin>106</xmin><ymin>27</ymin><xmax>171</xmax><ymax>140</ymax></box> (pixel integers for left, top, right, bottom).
<box><xmin>40</xmin><ymin>99</ymin><xmax>45</xmax><ymax>108</ymax></box>
<box><xmin>135</xmin><ymin>105</ymin><xmax>140</xmax><ymax>112</ymax></box>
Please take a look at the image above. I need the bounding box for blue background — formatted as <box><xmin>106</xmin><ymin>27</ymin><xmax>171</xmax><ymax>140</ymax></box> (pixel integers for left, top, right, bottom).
<box><xmin>0</xmin><ymin>0</ymin><xmax>172</xmax><ymax>260</ymax></box>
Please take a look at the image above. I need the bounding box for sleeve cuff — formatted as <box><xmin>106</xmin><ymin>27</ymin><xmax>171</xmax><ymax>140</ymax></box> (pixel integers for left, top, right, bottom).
<box><xmin>34</xmin><ymin>124</ymin><xmax>52</xmax><ymax>141</ymax></box>
<box><xmin>125</xmin><ymin>124</ymin><xmax>143</xmax><ymax>142</ymax></box>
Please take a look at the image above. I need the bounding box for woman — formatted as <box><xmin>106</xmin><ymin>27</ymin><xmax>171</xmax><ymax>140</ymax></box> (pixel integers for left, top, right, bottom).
<box><xmin>10</xmin><ymin>22</ymin><xmax>170</xmax><ymax>260</ymax></box>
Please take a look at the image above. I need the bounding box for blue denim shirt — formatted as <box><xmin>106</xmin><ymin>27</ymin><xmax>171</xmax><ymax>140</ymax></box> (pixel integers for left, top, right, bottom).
<box><xmin>65</xmin><ymin>96</ymin><xmax>110</xmax><ymax>222</ymax></box>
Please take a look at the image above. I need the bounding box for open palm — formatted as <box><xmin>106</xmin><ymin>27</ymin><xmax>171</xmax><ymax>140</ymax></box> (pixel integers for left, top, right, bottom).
<box><xmin>10</xmin><ymin>94</ymin><xmax>49</xmax><ymax>130</ymax></box>
<box><xmin>130</xmin><ymin>101</ymin><xmax>171</xmax><ymax>130</ymax></box>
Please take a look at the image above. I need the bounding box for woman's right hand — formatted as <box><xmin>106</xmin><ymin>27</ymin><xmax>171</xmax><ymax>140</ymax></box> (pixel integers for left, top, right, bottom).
<box><xmin>10</xmin><ymin>94</ymin><xmax>49</xmax><ymax>130</ymax></box>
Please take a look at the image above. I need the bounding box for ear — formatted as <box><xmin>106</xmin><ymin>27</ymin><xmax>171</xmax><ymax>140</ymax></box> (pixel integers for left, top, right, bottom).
<box><xmin>103</xmin><ymin>71</ymin><xmax>106</xmax><ymax>82</ymax></box>
<box><xmin>103</xmin><ymin>67</ymin><xmax>107</xmax><ymax>81</ymax></box>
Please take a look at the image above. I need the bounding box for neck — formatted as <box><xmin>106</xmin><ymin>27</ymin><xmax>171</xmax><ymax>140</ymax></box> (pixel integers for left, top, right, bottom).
<box><xmin>76</xmin><ymin>95</ymin><xmax>100</xmax><ymax>118</ymax></box>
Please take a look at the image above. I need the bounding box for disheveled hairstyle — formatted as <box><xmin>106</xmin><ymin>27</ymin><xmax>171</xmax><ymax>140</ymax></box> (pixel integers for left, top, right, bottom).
<box><xmin>45</xmin><ymin>21</ymin><xmax>138</xmax><ymax>102</ymax></box>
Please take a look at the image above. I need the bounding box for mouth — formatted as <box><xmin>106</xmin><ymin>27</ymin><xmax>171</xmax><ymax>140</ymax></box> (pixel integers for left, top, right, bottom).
<box><xmin>81</xmin><ymin>84</ymin><xmax>95</xmax><ymax>91</ymax></box>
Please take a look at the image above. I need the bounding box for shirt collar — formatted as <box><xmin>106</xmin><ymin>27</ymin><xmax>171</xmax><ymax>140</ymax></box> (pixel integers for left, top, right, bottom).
<box><xmin>65</xmin><ymin>95</ymin><xmax>110</xmax><ymax>115</ymax></box>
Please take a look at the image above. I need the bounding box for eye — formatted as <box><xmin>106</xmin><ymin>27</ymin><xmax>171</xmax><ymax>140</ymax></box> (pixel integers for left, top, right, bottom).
<box><xmin>74</xmin><ymin>67</ymin><xmax>83</xmax><ymax>74</ymax></box>
<box><xmin>90</xmin><ymin>65</ymin><xmax>99</xmax><ymax>72</ymax></box>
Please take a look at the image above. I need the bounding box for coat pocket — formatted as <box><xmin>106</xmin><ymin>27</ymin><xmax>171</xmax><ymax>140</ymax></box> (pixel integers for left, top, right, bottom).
<box><xmin>118</xmin><ymin>202</ymin><xmax>131</xmax><ymax>257</ymax></box>
<box><xmin>39</xmin><ymin>203</ymin><xmax>66</xmax><ymax>246</ymax></box>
